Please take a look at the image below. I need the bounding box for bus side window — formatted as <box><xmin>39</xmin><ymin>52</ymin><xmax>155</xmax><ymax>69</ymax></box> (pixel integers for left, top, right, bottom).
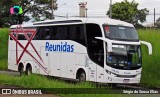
<box><xmin>10</xmin><ymin>37</ymin><xmax>13</xmax><ymax>40</ymax></box>
<box><xmin>45</xmin><ymin>27</ymin><xmax>51</xmax><ymax>40</ymax></box>
<box><xmin>49</xmin><ymin>27</ymin><xmax>55</xmax><ymax>40</ymax></box>
<box><xmin>27</xmin><ymin>34</ymin><xmax>32</xmax><ymax>38</ymax></box>
<box><xmin>76</xmin><ymin>26</ymin><xmax>81</xmax><ymax>39</ymax></box>
<box><xmin>39</xmin><ymin>27</ymin><xmax>50</xmax><ymax>40</ymax></box>
<box><xmin>76</xmin><ymin>25</ymin><xmax>85</xmax><ymax>45</ymax></box>
<box><xmin>18</xmin><ymin>34</ymin><xmax>26</xmax><ymax>40</ymax></box>
<box><xmin>61</xmin><ymin>26</ymin><xmax>67</xmax><ymax>40</ymax></box>
<box><xmin>10</xmin><ymin>33</ymin><xmax>16</xmax><ymax>40</ymax></box>
<box><xmin>69</xmin><ymin>25</ymin><xmax>85</xmax><ymax>46</ymax></box>
<box><xmin>67</xmin><ymin>26</ymin><xmax>70</xmax><ymax>39</ymax></box>
<box><xmin>55</xmin><ymin>27</ymin><xmax>62</xmax><ymax>40</ymax></box>
<box><xmin>34</xmin><ymin>27</ymin><xmax>42</xmax><ymax>40</ymax></box>
<box><xmin>70</xmin><ymin>26</ymin><xmax>76</xmax><ymax>40</ymax></box>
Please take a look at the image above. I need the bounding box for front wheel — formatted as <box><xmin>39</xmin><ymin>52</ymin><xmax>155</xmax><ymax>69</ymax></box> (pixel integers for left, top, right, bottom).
<box><xmin>77</xmin><ymin>71</ymin><xmax>86</xmax><ymax>82</ymax></box>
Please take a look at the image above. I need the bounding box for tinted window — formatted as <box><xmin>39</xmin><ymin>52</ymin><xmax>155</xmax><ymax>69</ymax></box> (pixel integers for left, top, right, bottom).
<box><xmin>33</xmin><ymin>27</ymin><xmax>41</xmax><ymax>40</ymax></box>
<box><xmin>10</xmin><ymin>28</ymin><xmax>35</xmax><ymax>40</ymax></box>
<box><xmin>34</xmin><ymin>25</ymin><xmax>86</xmax><ymax>46</ymax></box>
<box><xmin>10</xmin><ymin>34</ymin><xmax>16</xmax><ymax>40</ymax></box>
<box><xmin>86</xmin><ymin>24</ymin><xmax>104</xmax><ymax>67</ymax></box>
<box><xmin>69</xmin><ymin>25</ymin><xmax>85</xmax><ymax>45</ymax></box>
<box><xmin>18</xmin><ymin>34</ymin><xmax>26</xmax><ymax>40</ymax></box>
<box><xmin>106</xmin><ymin>45</ymin><xmax>142</xmax><ymax>70</ymax></box>
<box><xmin>10</xmin><ymin>33</ymin><xmax>26</xmax><ymax>40</ymax></box>
<box><xmin>104</xmin><ymin>25</ymin><xmax>138</xmax><ymax>41</ymax></box>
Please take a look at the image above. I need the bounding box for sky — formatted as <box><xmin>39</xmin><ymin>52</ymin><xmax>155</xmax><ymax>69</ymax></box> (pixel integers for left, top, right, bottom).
<box><xmin>54</xmin><ymin>0</ymin><xmax>160</xmax><ymax>25</ymax></box>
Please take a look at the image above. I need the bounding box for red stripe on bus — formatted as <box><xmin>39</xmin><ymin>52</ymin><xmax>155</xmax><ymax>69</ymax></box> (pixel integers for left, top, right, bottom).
<box><xmin>9</xmin><ymin>25</ymin><xmax>49</xmax><ymax>75</ymax></box>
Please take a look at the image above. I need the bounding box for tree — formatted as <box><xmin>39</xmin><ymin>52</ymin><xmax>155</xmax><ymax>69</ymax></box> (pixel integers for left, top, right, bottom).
<box><xmin>0</xmin><ymin>0</ymin><xmax>58</xmax><ymax>27</ymax></box>
<box><xmin>155</xmin><ymin>17</ymin><xmax>160</xmax><ymax>27</ymax></box>
<box><xmin>107</xmin><ymin>0</ymin><xmax>149</xmax><ymax>26</ymax></box>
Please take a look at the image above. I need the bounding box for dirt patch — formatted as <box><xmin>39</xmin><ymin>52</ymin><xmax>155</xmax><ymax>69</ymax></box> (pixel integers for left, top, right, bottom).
<box><xmin>0</xmin><ymin>85</ymin><xmax>21</xmax><ymax>88</ymax></box>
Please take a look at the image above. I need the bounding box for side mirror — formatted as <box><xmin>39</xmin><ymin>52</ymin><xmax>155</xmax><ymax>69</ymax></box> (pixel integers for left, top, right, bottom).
<box><xmin>95</xmin><ymin>37</ymin><xmax>112</xmax><ymax>52</ymax></box>
<box><xmin>140</xmin><ymin>41</ymin><xmax>152</xmax><ymax>55</ymax></box>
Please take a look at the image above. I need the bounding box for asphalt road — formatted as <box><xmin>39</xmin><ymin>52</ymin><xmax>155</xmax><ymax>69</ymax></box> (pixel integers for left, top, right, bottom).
<box><xmin>0</xmin><ymin>70</ymin><xmax>20</xmax><ymax>76</ymax></box>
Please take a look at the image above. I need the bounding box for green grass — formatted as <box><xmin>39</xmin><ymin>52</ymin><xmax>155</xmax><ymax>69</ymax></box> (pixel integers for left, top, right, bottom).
<box><xmin>0</xmin><ymin>59</ymin><xmax>7</xmax><ymax>70</ymax></box>
<box><xmin>138</xmin><ymin>29</ymin><xmax>160</xmax><ymax>87</ymax></box>
<box><xmin>0</xmin><ymin>28</ymin><xmax>9</xmax><ymax>59</ymax></box>
<box><xmin>0</xmin><ymin>74</ymin><xmax>128</xmax><ymax>97</ymax></box>
<box><xmin>0</xmin><ymin>28</ymin><xmax>9</xmax><ymax>70</ymax></box>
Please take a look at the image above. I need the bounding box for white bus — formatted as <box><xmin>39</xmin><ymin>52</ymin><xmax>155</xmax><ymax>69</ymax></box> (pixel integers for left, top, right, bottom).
<box><xmin>8</xmin><ymin>18</ymin><xmax>152</xmax><ymax>84</ymax></box>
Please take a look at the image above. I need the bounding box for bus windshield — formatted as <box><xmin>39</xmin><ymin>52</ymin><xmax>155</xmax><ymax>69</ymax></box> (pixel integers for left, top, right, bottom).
<box><xmin>106</xmin><ymin>44</ymin><xmax>142</xmax><ymax>70</ymax></box>
<box><xmin>103</xmin><ymin>25</ymin><xmax>138</xmax><ymax>41</ymax></box>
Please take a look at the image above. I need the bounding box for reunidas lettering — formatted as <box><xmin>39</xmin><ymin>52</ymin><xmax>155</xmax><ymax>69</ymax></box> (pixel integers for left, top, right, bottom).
<box><xmin>45</xmin><ymin>42</ymin><xmax>74</xmax><ymax>52</ymax></box>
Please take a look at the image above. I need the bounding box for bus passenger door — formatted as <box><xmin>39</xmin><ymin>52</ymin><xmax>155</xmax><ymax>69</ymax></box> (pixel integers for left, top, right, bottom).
<box><xmin>86</xmin><ymin>24</ymin><xmax>104</xmax><ymax>82</ymax></box>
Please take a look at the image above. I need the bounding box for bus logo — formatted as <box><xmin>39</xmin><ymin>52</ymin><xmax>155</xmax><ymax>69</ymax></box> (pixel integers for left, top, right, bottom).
<box><xmin>45</xmin><ymin>42</ymin><xmax>74</xmax><ymax>52</ymax></box>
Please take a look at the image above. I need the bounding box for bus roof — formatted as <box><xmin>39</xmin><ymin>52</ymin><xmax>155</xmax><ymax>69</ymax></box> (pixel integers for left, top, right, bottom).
<box><xmin>10</xmin><ymin>18</ymin><xmax>134</xmax><ymax>28</ymax></box>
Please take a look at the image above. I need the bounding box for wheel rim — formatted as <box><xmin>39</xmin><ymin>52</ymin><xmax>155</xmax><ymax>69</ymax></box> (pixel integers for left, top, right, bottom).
<box><xmin>79</xmin><ymin>72</ymin><xmax>86</xmax><ymax>81</ymax></box>
<box><xmin>27</xmin><ymin>68</ymin><xmax>32</xmax><ymax>75</ymax></box>
<box><xmin>27</xmin><ymin>69</ymin><xmax>31</xmax><ymax>75</ymax></box>
<box><xmin>19</xmin><ymin>67</ymin><xmax>23</xmax><ymax>76</ymax></box>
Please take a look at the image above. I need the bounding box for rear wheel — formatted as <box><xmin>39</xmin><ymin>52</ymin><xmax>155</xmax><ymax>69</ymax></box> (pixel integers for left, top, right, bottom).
<box><xmin>77</xmin><ymin>70</ymin><xmax>86</xmax><ymax>82</ymax></box>
<box><xmin>19</xmin><ymin>66</ymin><xmax>24</xmax><ymax>76</ymax></box>
<box><xmin>26</xmin><ymin>66</ymin><xmax>32</xmax><ymax>75</ymax></box>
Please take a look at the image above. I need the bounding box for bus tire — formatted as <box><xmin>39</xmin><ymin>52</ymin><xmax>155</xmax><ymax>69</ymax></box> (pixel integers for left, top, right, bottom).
<box><xmin>77</xmin><ymin>69</ymin><xmax>86</xmax><ymax>82</ymax></box>
<box><xmin>18</xmin><ymin>63</ymin><xmax>24</xmax><ymax>76</ymax></box>
<box><xmin>26</xmin><ymin>64</ymin><xmax>32</xmax><ymax>75</ymax></box>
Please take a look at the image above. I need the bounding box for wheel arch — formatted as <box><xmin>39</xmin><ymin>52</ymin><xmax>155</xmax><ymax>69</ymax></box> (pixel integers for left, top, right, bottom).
<box><xmin>76</xmin><ymin>68</ymin><xmax>86</xmax><ymax>79</ymax></box>
<box><xmin>26</xmin><ymin>63</ymin><xmax>32</xmax><ymax>71</ymax></box>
